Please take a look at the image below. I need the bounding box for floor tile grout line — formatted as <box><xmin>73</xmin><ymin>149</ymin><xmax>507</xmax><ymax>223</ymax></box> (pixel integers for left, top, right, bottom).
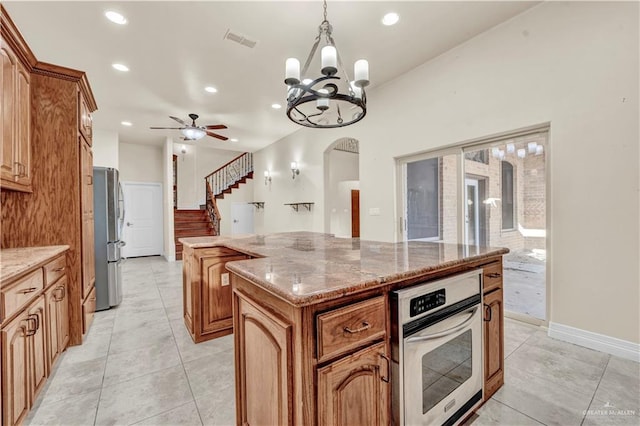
<box><xmin>579</xmin><ymin>355</ymin><xmax>611</xmax><ymax>426</ymax></box>
<box><xmin>491</xmin><ymin>398</ymin><xmax>549</xmax><ymax>426</ymax></box>
<box><xmin>93</xmin><ymin>304</ymin><xmax>118</xmax><ymax>426</ymax></box>
<box><xmin>154</xmin><ymin>263</ymin><xmax>206</xmax><ymax>426</ymax></box>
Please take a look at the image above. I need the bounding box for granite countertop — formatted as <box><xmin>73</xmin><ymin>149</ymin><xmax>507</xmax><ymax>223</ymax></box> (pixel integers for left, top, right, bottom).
<box><xmin>0</xmin><ymin>245</ymin><xmax>69</xmax><ymax>285</ymax></box>
<box><xmin>181</xmin><ymin>232</ymin><xmax>508</xmax><ymax>306</ymax></box>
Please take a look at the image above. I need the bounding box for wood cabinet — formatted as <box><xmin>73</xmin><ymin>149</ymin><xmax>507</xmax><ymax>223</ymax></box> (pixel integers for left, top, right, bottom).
<box><xmin>45</xmin><ymin>276</ymin><xmax>69</xmax><ymax>369</ymax></box>
<box><xmin>317</xmin><ymin>342</ymin><xmax>389</xmax><ymax>426</ymax></box>
<box><xmin>232</xmin><ymin>273</ymin><xmax>391</xmax><ymax>426</ymax></box>
<box><xmin>81</xmin><ymin>139</ymin><xmax>95</xmax><ymax>300</ymax></box>
<box><xmin>78</xmin><ymin>93</ymin><xmax>93</xmax><ymax>145</ymax></box>
<box><xmin>0</xmin><ymin>34</ymin><xmax>31</xmax><ymax>192</ymax></box>
<box><xmin>1</xmin><ymin>248</ymin><xmax>70</xmax><ymax>426</ymax></box>
<box><xmin>183</xmin><ymin>245</ymin><xmax>249</xmax><ymax>343</ymax></box>
<box><xmin>482</xmin><ymin>259</ymin><xmax>504</xmax><ymax>400</ymax></box>
<box><xmin>234</xmin><ymin>291</ymin><xmax>293</xmax><ymax>426</ymax></box>
<box><xmin>1</xmin><ymin>295</ymin><xmax>46</xmax><ymax>426</ymax></box>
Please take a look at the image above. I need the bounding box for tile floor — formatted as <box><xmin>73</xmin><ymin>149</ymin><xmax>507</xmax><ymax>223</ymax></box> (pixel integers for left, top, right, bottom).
<box><xmin>24</xmin><ymin>256</ymin><xmax>639</xmax><ymax>426</ymax></box>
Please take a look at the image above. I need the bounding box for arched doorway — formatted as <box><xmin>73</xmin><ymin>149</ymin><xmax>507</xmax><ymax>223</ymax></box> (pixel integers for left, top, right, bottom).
<box><xmin>323</xmin><ymin>138</ymin><xmax>360</xmax><ymax>237</ymax></box>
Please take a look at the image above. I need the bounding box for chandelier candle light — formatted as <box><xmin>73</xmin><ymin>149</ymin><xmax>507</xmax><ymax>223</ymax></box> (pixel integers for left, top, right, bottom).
<box><xmin>284</xmin><ymin>0</ymin><xmax>369</xmax><ymax>128</ymax></box>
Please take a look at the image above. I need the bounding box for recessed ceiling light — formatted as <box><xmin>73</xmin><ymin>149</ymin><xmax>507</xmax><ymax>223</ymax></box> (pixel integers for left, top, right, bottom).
<box><xmin>112</xmin><ymin>63</ymin><xmax>129</xmax><ymax>72</ymax></box>
<box><xmin>105</xmin><ymin>11</ymin><xmax>127</xmax><ymax>25</ymax></box>
<box><xmin>382</xmin><ymin>12</ymin><xmax>400</xmax><ymax>26</ymax></box>
<box><xmin>230</xmin><ymin>138</ymin><xmax>239</xmax><ymax>142</ymax></box>
<box><xmin>121</xmin><ymin>121</ymin><xmax>132</xmax><ymax>126</ymax></box>
<box><xmin>204</xmin><ymin>86</ymin><xmax>217</xmax><ymax>93</ymax></box>
<box><xmin>271</xmin><ymin>103</ymin><xmax>282</xmax><ymax>109</ymax></box>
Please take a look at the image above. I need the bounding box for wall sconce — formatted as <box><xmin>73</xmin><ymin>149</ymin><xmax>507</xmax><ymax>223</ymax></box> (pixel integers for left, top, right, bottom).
<box><xmin>264</xmin><ymin>170</ymin><xmax>272</xmax><ymax>185</ymax></box>
<box><xmin>291</xmin><ymin>161</ymin><xmax>300</xmax><ymax>179</ymax></box>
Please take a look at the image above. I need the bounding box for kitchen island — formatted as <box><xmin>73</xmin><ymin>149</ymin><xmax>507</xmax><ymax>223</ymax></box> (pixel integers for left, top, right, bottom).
<box><xmin>180</xmin><ymin>232</ymin><xmax>508</xmax><ymax>425</ymax></box>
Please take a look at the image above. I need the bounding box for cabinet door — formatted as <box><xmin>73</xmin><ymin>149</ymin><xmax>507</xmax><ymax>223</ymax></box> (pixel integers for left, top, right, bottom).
<box><xmin>0</xmin><ymin>41</ymin><xmax>16</xmax><ymax>182</ymax></box>
<box><xmin>14</xmin><ymin>60</ymin><xmax>30</xmax><ymax>187</ymax></box>
<box><xmin>27</xmin><ymin>297</ymin><xmax>47</xmax><ymax>401</ymax></box>
<box><xmin>1</xmin><ymin>310</ymin><xmax>29</xmax><ymax>426</ymax></box>
<box><xmin>317</xmin><ymin>342</ymin><xmax>390</xmax><ymax>426</ymax></box>
<box><xmin>45</xmin><ymin>285</ymin><xmax>60</xmax><ymax>369</ymax></box>
<box><xmin>235</xmin><ymin>293</ymin><xmax>292</xmax><ymax>426</ymax></box>
<box><xmin>483</xmin><ymin>288</ymin><xmax>504</xmax><ymax>400</ymax></box>
<box><xmin>81</xmin><ymin>142</ymin><xmax>95</xmax><ymax>298</ymax></box>
<box><xmin>79</xmin><ymin>94</ymin><xmax>92</xmax><ymax>145</ymax></box>
<box><xmin>57</xmin><ymin>278</ymin><xmax>70</xmax><ymax>352</ymax></box>
<box><xmin>201</xmin><ymin>254</ymin><xmax>246</xmax><ymax>334</ymax></box>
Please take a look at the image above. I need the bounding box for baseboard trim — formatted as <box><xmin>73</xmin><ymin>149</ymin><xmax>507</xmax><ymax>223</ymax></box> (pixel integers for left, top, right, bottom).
<box><xmin>548</xmin><ymin>322</ymin><xmax>640</xmax><ymax>362</ymax></box>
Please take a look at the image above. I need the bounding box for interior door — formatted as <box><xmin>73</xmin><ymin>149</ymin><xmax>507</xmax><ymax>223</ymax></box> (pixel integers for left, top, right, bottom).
<box><xmin>121</xmin><ymin>182</ymin><xmax>163</xmax><ymax>257</ymax></box>
<box><xmin>351</xmin><ymin>189</ymin><xmax>360</xmax><ymax>238</ymax></box>
<box><xmin>231</xmin><ymin>202</ymin><xmax>254</xmax><ymax>235</ymax></box>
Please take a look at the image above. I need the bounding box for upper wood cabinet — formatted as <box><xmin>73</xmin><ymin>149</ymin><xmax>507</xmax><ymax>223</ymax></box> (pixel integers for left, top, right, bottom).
<box><xmin>79</xmin><ymin>92</ymin><xmax>92</xmax><ymax>145</ymax></box>
<box><xmin>0</xmin><ymin>36</ymin><xmax>31</xmax><ymax>192</ymax></box>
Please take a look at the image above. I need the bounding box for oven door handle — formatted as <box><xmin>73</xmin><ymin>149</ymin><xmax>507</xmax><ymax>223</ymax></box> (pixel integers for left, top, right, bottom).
<box><xmin>405</xmin><ymin>306</ymin><xmax>479</xmax><ymax>343</ymax></box>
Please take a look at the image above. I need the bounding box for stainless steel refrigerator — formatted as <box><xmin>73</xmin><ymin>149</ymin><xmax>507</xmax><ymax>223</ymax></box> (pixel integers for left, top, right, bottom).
<box><xmin>93</xmin><ymin>167</ymin><xmax>125</xmax><ymax>311</ymax></box>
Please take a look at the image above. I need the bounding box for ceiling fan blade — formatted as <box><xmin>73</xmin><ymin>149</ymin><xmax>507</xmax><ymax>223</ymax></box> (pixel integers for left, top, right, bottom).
<box><xmin>206</xmin><ymin>131</ymin><xmax>228</xmax><ymax>141</ymax></box>
<box><xmin>150</xmin><ymin>127</ymin><xmax>183</xmax><ymax>130</ymax></box>
<box><xmin>205</xmin><ymin>124</ymin><xmax>228</xmax><ymax>130</ymax></box>
<box><xmin>169</xmin><ymin>116</ymin><xmax>187</xmax><ymax>126</ymax></box>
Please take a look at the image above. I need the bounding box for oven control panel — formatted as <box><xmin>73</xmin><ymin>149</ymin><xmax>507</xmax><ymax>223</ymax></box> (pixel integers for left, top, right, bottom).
<box><xmin>410</xmin><ymin>289</ymin><xmax>446</xmax><ymax>317</ymax></box>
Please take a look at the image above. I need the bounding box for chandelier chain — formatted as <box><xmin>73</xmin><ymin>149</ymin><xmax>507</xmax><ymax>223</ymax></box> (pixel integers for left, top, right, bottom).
<box><xmin>323</xmin><ymin>0</ymin><xmax>328</xmax><ymax>23</ymax></box>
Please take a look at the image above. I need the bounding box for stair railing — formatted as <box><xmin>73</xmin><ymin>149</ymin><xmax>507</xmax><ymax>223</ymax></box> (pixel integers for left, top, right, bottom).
<box><xmin>205</xmin><ymin>152</ymin><xmax>253</xmax><ymax>197</ymax></box>
<box><xmin>205</xmin><ymin>181</ymin><xmax>221</xmax><ymax>236</ymax></box>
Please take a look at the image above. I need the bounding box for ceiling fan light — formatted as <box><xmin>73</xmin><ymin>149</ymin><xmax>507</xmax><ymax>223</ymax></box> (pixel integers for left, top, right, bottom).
<box><xmin>181</xmin><ymin>127</ymin><xmax>206</xmax><ymax>140</ymax></box>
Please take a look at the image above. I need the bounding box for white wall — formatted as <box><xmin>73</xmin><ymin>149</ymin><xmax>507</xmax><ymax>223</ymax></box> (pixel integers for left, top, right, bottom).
<box><xmin>253</xmin><ymin>2</ymin><xmax>639</xmax><ymax>346</ymax></box>
<box><xmin>216</xmin><ymin>180</ymin><xmax>255</xmax><ymax>236</ymax></box>
<box><xmin>119</xmin><ymin>143</ymin><xmax>163</xmax><ymax>183</ymax></box>
<box><xmin>92</xmin><ymin>129</ymin><xmax>119</xmax><ymax>169</ymax></box>
<box><xmin>174</xmin><ymin>143</ymin><xmax>244</xmax><ymax>209</ymax></box>
<box><xmin>163</xmin><ymin>138</ymin><xmax>175</xmax><ymax>261</ymax></box>
<box><xmin>327</xmin><ymin>149</ymin><xmax>359</xmax><ymax>237</ymax></box>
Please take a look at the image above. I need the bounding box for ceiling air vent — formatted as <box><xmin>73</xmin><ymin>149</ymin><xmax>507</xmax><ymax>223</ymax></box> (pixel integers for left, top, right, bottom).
<box><xmin>223</xmin><ymin>29</ymin><xmax>258</xmax><ymax>49</ymax></box>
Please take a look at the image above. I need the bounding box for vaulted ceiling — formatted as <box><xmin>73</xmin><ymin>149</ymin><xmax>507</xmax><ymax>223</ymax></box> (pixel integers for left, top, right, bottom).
<box><xmin>4</xmin><ymin>1</ymin><xmax>539</xmax><ymax>152</ymax></box>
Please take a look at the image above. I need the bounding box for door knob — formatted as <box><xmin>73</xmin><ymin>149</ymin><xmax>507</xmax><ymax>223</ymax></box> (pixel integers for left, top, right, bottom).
<box><xmin>127</xmin><ymin>222</ymin><xmax>133</xmax><ymax>226</ymax></box>
<box><xmin>233</xmin><ymin>219</ymin><xmax>239</xmax><ymax>223</ymax></box>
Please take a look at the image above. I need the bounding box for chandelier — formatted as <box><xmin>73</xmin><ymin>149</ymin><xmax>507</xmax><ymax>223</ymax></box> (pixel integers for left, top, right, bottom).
<box><xmin>284</xmin><ymin>0</ymin><xmax>369</xmax><ymax>128</ymax></box>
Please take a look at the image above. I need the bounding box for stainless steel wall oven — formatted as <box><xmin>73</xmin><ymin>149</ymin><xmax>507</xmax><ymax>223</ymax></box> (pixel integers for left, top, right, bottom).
<box><xmin>391</xmin><ymin>270</ymin><xmax>483</xmax><ymax>425</ymax></box>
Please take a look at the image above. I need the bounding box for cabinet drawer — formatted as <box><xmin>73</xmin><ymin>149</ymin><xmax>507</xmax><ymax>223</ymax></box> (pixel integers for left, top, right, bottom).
<box><xmin>82</xmin><ymin>286</ymin><xmax>96</xmax><ymax>335</ymax></box>
<box><xmin>483</xmin><ymin>261</ymin><xmax>503</xmax><ymax>293</ymax></box>
<box><xmin>44</xmin><ymin>255</ymin><xmax>66</xmax><ymax>286</ymax></box>
<box><xmin>317</xmin><ymin>296</ymin><xmax>386</xmax><ymax>363</ymax></box>
<box><xmin>1</xmin><ymin>269</ymin><xmax>44</xmax><ymax>322</ymax></box>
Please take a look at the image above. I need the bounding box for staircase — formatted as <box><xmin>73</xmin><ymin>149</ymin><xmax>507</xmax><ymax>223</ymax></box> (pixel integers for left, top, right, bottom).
<box><xmin>174</xmin><ymin>209</ymin><xmax>215</xmax><ymax>260</ymax></box>
<box><xmin>204</xmin><ymin>152</ymin><xmax>253</xmax><ymax>236</ymax></box>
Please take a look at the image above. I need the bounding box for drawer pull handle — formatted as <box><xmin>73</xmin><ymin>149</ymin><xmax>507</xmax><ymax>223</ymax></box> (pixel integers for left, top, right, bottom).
<box><xmin>21</xmin><ymin>287</ymin><xmax>38</xmax><ymax>294</ymax></box>
<box><xmin>487</xmin><ymin>272</ymin><xmax>501</xmax><ymax>279</ymax></box>
<box><xmin>344</xmin><ymin>321</ymin><xmax>370</xmax><ymax>334</ymax></box>
<box><xmin>52</xmin><ymin>267</ymin><xmax>66</xmax><ymax>272</ymax></box>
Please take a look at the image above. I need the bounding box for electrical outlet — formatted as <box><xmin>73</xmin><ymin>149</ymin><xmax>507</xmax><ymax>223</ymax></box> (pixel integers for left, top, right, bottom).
<box><xmin>221</xmin><ymin>273</ymin><xmax>230</xmax><ymax>286</ymax></box>
<box><xmin>369</xmin><ymin>207</ymin><xmax>381</xmax><ymax>216</ymax></box>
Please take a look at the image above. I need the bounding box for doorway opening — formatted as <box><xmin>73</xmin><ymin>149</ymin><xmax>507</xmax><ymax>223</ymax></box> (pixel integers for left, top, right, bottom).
<box><xmin>323</xmin><ymin>138</ymin><xmax>360</xmax><ymax>238</ymax></box>
<box><xmin>397</xmin><ymin>128</ymin><xmax>548</xmax><ymax>323</ymax></box>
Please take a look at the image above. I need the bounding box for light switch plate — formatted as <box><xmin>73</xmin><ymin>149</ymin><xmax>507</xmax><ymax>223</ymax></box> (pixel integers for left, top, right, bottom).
<box><xmin>369</xmin><ymin>207</ymin><xmax>381</xmax><ymax>216</ymax></box>
<box><xmin>221</xmin><ymin>272</ymin><xmax>230</xmax><ymax>286</ymax></box>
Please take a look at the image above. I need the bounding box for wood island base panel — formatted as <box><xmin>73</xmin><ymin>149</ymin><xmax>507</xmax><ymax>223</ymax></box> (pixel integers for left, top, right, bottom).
<box><xmin>180</xmin><ymin>232</ymin><xmax>508</xmax><ymax>426</ymax></box>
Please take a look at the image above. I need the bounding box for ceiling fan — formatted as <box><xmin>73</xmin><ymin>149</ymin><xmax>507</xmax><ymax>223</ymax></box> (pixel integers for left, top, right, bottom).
<box><xmin>150</xmin><ymin>113</ymin><xmax>228</xmax><ymax>141</ymax></box>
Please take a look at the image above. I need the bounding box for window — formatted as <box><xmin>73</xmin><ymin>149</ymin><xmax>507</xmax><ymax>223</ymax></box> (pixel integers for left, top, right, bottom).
<box><xmin>501</xmin><ymin>161</ymin><xmax>515</xmax><ymax>230</ymax></box>
<box><xmin>407</xmin><ymin>158</ymin><xmax>440</xmax><ymax>240</ymax></box>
